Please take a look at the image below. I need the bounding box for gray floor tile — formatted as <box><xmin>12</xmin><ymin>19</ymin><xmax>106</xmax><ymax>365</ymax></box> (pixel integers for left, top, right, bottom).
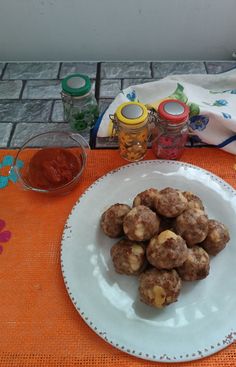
<box><xmin>0</xmin><ymin>100</ymin><xmax>52</xmax><ymax>122</ymax></box>
<box><xmin>101</xmin><ymin>62</ymin><xmax>151</xmax><ymax>79</ymax></box>
<box><xmin>22</xmin><ymin>80</ymin><xmax>61</xmax><ymax>99</ymax></box>
<box><xmin>10</xmin><ymin>123</ymin><xmax>71</xmax><ymax>147</ymax></box>
<box><xmin>98</xmin><ymin>99</ymin><xmax>113</xmax><ymax>113</ymax></box>
<box><xmin>0</xmin><ymin>63</ymin><xmax>5</xmax><ymax>78</ymax></box>
<box><xmin>10</xmin><ymin>122</ymin><xmax>90</xmax><ymax>147</ymax></box>
<box><xmin>3</xmin><ymin>62</ymin><xmax>60</xmax><ymax>80</ymax></box>
<box><xmin>0</xmin><ymin>80</ymin><xmax>23</xmax><ymax>99</ymax></box>
<box><xmin>0</xmin><ymin>123</ymin><xmax>13</xmax><ymax>147</ymax></box>
<box><xmin>60</xmin><ymin>62</ymin><xmax>97</xmax><ymax>79</ymax></box>
<box><xmin>205</xmin><ymin>61</ymin><xmax>236</xmax><ymax>74</ymax></box>
<box><xmin>152</xmin><ymin>62</ymin><xmax>206</xmax><ymax>78</ymax></box>
<box><xmin>51</xmin><ymin>100</ymin><xmax>64</xmax><ymax>122</ymax></box>
<box><xmin>99</xmin><ymin>79</ymin><xmax>121</xmax><ymax>98</ymax></box>
<box><xmin>122</xmin><ymin>78</ymin><xmax>158</xmax><ymax>89</ymax></box>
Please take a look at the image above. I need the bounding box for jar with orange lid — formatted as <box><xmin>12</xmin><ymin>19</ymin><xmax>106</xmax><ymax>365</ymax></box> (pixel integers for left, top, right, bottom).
<box><xmin>111</xmin><ymin>102</ymin><xmax>149</xmax><ymax>162</ymax></box>
<box><xmin>152</xmin><ymin>99</ymin><xmax>189</xmax><ymax>160</ymax></box>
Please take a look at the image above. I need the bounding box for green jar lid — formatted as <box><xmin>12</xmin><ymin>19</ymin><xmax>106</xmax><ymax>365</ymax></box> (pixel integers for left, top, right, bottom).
<box><xmin>61</xmin><ymin>73</ymin><xmax>91</xmax><ymax>96</ymax></box>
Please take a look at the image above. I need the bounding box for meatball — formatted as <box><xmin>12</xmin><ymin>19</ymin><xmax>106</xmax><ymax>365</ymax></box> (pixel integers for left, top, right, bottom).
<box><xmin>139</xmin><ymin>268</ymin><xmax>182</xmax><ymax>308</ymax></box>
<box><xmin>101</xmin><ymin>204</ymin><xmax>131</xmax><ymax>238</ymax></box>
<box><xmin>182</xmin><ymin>191</ymin><xmax>205</xmax><ymax>211</ymax></box>
<box><xmin>133</xmin><ymin>188</ymin><xmax>159</xmax><ymax>210</ymax></box>
<box><xmin>123</xmin><ymin>205</ymin><xmax>160</xmax><ymax>241</ymax></box>
<box><xmin>110</xmin><ymin>239</ymin><xmax>146</xmax><ymax>275</ymax></box>
<box><xmin>154</xmin><ymin>187</ymin><xmax>188</xmax><ymax>218</ymax></box>
<box><xmin>176</xmin><ymin>246</ymin><xmax>210</xmax><ymax>281</ymax></box>
<box><xmin>146</xmin><ymin>230</ymin><xmax>188</xmax><ymax>270</ymax></box>
<box><xmin>201</xmin><ymin>219</ymin><xmax>230</xmax><ymax>256</ymax></box>
<box><xmin>175</xmin><ymin>208</ymin><xmax>208</xmax><ymax>247</ymax></box>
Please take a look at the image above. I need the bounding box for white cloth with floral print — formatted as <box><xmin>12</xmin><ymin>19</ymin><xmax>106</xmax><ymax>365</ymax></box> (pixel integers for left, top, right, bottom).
<box><xmin>97</xmin><ymin>69</ymin><xmax>236</xmax><ymax>154</ymax></box>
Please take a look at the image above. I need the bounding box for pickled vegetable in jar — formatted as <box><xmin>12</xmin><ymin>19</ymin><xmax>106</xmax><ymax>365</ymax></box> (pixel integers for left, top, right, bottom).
<box><xmin>112</xmin><ymin>102</ymin><xmax>149</xmax><ymax>162</ymax></box>
<box><xmin>152</xmin><ymin>99</ymin><xmax>189</xmax><ymax>160</ymax></box>
<box><xmin>61</xmin><ymin>74</ymin><xmax>99</xmax><ymax>132</ymax></box>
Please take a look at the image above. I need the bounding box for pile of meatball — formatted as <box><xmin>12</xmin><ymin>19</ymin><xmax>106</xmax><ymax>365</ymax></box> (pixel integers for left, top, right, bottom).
<box><xmin>100</xmin><ymin>187</ymin><xmax>230</xmax><ymax>309</ymax></box>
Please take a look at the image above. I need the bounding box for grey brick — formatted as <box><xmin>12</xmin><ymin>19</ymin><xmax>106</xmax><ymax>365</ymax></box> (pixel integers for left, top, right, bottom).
<box><xmin>152</xmin><ymin>62</ymin><xmax>206</xmax><ymax>78</ymax></box>
<box><xmin>205</xmin><ymin>61</ymin><xmax>236</xmax><ymax>74</ymax></box>
<box><xmin>0</xmin><ymin>100</ymin><xmax>52</xmax><ymax>122</ymax></box>
<box><xmin>22</xmin><ymin>80</ymin><xmax>61</xmax><ymax>99</ymax></box>
<box><xmin>0</xmin><ymin>63</ymin><xmax>5</xmax><ymax>78</ymax></box>
<box><xmin>3</xmin><ymin>62</ymin><xmax>60</xmax><ymax>80</ymax></box>
<box><xmin>51</xmin><ymin>100</ymin><xmax>64</xmax><ymax>122</ymax></box>
<box><xmin>98</xmin><ymin>99</ymin><xmax>113</xmax><ymax>113</ymax></box>
<box><xmin>0</xmin><ymin>123</ymin><xmax>13</xmax><ymax>147</ymax></box>
<box><xmin>122</xmin><ymin>78</ymin><xmax>158</xmax><ymax>89</ymax></box>
<box><xmin>0</xmin><ymin>80</ymin><xmax>23</xmax><ymax>99</ymax></box>
<box><xmin>99</xmin><ymin>79</ymin><xmax>121</xmax><ymax>98</ymax></box>
<box><xmin>10</xmin><ymin>122</ymin><xmax>90</xmax><ymax>147</ymax></box>
<box><xmin>101</xmin><ymin>62</ymin><xmax>151</xmax><ymax>79</ymax></box>
<box><xmin>60</xmin><ymin>62</ymin><xmax>97</xmax><ymax>79</ymax></box>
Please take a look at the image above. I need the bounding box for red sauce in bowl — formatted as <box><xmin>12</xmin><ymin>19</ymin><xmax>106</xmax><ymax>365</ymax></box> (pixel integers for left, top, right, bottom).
<box><xmin>28</xmin><ymin>148</ymin><xmax>81</xmax><ymax>190</ymax></box>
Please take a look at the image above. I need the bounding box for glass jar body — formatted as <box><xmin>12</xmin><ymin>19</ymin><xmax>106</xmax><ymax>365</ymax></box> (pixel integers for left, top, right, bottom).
<box><xmin>61</xmin><ymin>92</ymin><xmax>99</xmax><ymax>132</ymax></box>
<box><xmin>116</xmin><ymin>120</ymin><xmax>149</xmax><ymax>162</ymax></box>
<box><xmin>152</xmin><ymin>119</ymin><xmax>188</xmax><ymax>160</ymax></box>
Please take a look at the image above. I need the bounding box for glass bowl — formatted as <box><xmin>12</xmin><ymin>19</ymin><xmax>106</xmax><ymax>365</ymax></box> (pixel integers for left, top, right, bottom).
<box><xmin>12</xmin><ymin>131</ymin><xmax>90</xmax><ymax>195</ymax></box>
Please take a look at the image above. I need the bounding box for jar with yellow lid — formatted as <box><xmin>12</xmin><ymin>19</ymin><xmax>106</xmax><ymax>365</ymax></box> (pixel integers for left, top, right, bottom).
<box><xmin>111</xmin><ymin>102</ymin><xmax>149</xmax><ymax>162</ymax></box>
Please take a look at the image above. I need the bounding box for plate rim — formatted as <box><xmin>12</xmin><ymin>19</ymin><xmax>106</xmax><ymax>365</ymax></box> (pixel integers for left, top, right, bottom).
<box><xmin>60</xmin><ymin>159</ymin><xmax>236</xmax><ymax>363</ymax></box>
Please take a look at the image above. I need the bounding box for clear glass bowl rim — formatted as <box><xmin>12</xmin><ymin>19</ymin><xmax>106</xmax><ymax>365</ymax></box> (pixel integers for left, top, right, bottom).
<box><xmin>12</xmin><ymin>130</ymin><xmax>89</xmax><ymax>193</ymax></box>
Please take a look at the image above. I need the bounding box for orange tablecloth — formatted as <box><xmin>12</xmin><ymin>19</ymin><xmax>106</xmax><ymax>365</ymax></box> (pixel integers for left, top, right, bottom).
<box><xmin>0</xmin><ymin>148</ymin><xmax>236</xmax><ymax>367</ymax></box>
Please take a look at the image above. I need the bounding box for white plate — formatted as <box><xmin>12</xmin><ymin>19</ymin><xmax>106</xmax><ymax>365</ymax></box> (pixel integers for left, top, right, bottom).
<box><xmin>61</xmin><ymin>160</ymin><xmax>236</xmax><ymax>363</ymax></box>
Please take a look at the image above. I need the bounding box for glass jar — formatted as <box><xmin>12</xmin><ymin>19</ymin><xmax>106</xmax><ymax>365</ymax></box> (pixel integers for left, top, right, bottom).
<box><xmin>152</xmin><ymin>99</ymin><xmax>189</xmax><ymax>160</ymax></box>
<box><xmin>61</xmin><ymin>73</ymin><xmax>99</xmax><ymax>132</ymax></box>
<box><xmin>111</xmin><ymin>102</ymin><xmax>149</xmax><ymax>162</ymax></box>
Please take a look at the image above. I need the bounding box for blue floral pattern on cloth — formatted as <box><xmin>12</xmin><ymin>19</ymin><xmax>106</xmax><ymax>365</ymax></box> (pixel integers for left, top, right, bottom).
<box><xmin>189</xmin><ymin>115</ymin><xmax>209</xmax><ymax>131</ymax></box>
<box><xmin>0</xmin><ymin>155</ymin><xmax>24</xmax><ymax>189</ymax></box>
<box><xmin>222</xmin><ymin>112</ymin><xmax>232</xmax><ymax>119</ymax></box>
<box><xmin>126</xmin><ymin>90</ymin><xmax>137</xmax><ymax>102</ymax></box>
<box><xmin>213</xmin><ymin>99</ymin><xmax>228</xmax><ymax>107</ymax></box>
<box><xmin>210</xmin><ymin>89</ymin><xmax>236</xmax><ymax>94</ymax></box>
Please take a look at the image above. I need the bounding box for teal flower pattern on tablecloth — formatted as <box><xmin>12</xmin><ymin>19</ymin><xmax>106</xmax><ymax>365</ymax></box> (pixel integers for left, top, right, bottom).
<box><xmin>126</xmin><ymin>90</ymin><xmax>137</xmax><ymax>102</ymax></box>
<box><xmin>210</xmin><ymin>89</ymin><xmax>236</xmax><ymax>94</ymax></box>
<box><xmin>0</xmin><ymin>155</ymin><xmax>24</xmax><ymax>189</ymax></box>
<box><xmin>213</xmin><ymin>99</ymin><xmax>228</xmax><ymax>107</ymax></box>
<box><xmin>222</xmin><ymin>112</ymin><xmax>232</xmax><ymax>119</ymax></box>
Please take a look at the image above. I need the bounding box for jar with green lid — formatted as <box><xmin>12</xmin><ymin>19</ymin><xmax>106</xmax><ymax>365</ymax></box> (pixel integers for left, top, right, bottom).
<box><xmin>111</xmin><ymin>102</ymin><xmax>149</xmax><ymax>162</ymax></box>
<box><xmin>61</xmin><ymin>73</ymin><xmax>99</xmax><ymax>132</ymax></box>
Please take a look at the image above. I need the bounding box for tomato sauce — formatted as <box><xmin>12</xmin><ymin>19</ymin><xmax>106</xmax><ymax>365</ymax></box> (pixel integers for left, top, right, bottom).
<box><xmin>28</xmin><ymin>148</ymin><xmax>81</xmax><ymax>190</ymax></box>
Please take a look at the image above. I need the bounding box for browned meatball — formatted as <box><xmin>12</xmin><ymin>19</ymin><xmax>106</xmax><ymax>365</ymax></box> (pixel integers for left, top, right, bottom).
<box><xmin>146</xmin><ymin>230</ymin><xmax>188</xmax><ymax>270</ymax></box>
<box><xmin>133</xmin><ymin>188</ymin><xmax>159</xmax><ymax>210</ymax></box>
<box><xmin>101</xmin><ymin>204</ymin><xmax>131</xmax><ymax>238</ymax></box>
<box><xmin>182</xmin><ymin>191</ymin><xmax>204</xmax><ymax>211</ymax></box>
<box><xmin>201</xmin><ymin>219</ymin><xmax>230</xmax><ymax>256</ymax></box>
<box><xmin>110</xmin><ymin>239</ymin><xmax>146</xmax><ymax>275</ymax></box>
<box><xmin>123</xmin><ymin>205</ymin><xmax>160</xmax><ymax>241</ymax></box>
<box><xmin>176</xmin><ymin>246</ymin><xmax>210</xmax><ymax>281</ymax></box>
<box><xmin>139</xmin><ymin>268</ymin><xmax>182</xmax><ymax>308</ymax></box>
<box><xmin>154</xmin><ymin>187</ymin><xmax>188</xmax><ymax>218</ymax></box>
<box><xmin>175</xmin><ymin>208</ymin><xmax>208</xmax><ymax>247</ymax></box>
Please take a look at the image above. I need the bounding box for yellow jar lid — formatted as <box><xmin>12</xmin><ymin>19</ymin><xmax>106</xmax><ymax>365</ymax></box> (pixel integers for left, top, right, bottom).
<box><xmin>115</xmin><ymin>102</ymin><xmax>148</xmax><ymax>125</ymax></box>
